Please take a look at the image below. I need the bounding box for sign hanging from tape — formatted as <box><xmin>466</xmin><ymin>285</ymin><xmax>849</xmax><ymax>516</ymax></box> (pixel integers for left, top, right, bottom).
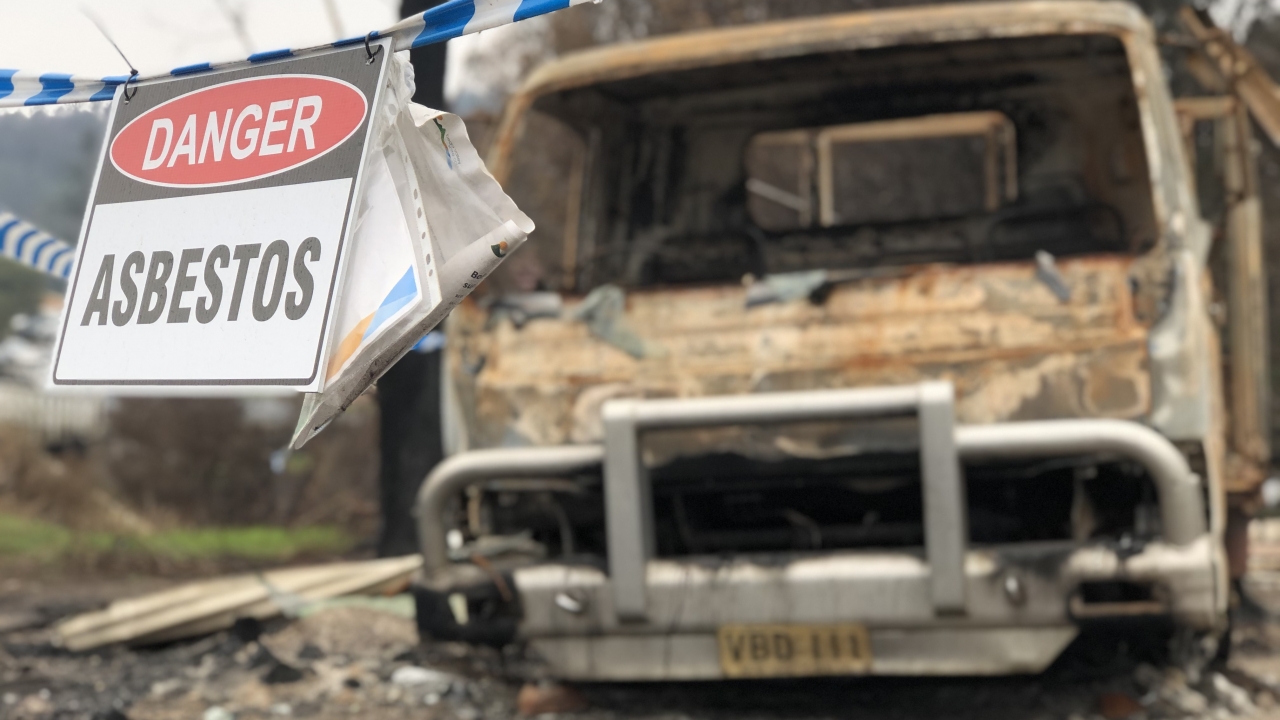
<box><xmin>52</xmin><ymin>41</ymin><xmax>394</xmax><ymax>390</ymax></box>
<box><xmin>51</xmin><ymin>40</ymin><xmax>533</xmax><ymax>414</ymax></box>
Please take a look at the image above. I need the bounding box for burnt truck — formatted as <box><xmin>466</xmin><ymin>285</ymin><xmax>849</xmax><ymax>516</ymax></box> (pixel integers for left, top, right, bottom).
<box><xmin>410</xmin><ymin>2</ymin><xmax>1280</xmax><ymax>679</ymax></box>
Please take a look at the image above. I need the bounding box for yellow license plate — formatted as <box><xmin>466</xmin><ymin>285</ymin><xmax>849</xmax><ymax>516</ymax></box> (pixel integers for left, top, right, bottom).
<box><xmin>717</xmin><ymin>623</ymin><xmax>872</xmax><ymax>678</ymax></box>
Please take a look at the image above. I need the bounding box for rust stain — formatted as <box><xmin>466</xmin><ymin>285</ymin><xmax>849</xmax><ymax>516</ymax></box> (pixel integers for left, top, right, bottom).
<box><xmin>450</xmin><ymin>256</ymin><xmax>1152</xmax><ymax>447</ymax></box>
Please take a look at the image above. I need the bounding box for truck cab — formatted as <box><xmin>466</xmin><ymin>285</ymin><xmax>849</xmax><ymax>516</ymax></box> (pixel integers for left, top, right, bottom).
<box><xmin>413</xmin><ymin>1</ymin><xmax>1272</xmax><ymax>679</ymax></box>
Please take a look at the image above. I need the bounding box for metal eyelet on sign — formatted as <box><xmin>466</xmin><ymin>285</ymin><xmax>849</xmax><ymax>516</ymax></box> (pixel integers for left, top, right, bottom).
<box><xmin>363</xmin><ymin>33</ymin><xmax>382</xmax><ymax>65</ymax></box>
<box><xmin>122</xmin><ymin>70</ymin><xmax>140</xmax><ymax>104</ymax></box>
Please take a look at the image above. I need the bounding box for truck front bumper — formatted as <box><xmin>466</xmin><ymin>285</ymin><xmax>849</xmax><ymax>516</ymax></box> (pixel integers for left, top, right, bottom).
<box><xmin>414</xmin><ymin>382</ymin><xmax>1224</xmax><ymax>679</ymax></box>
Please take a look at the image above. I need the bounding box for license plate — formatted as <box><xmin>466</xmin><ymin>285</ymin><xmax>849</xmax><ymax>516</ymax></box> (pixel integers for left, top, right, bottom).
<box><xmin>717</xmin><ymin>623</ymin><xmax>872</xmax><ymax>678</ymax></box>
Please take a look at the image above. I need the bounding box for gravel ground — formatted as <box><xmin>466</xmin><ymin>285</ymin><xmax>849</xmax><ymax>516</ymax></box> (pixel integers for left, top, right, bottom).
<box><xmin>5</xmin><ymin>574</ymin><xmax>1280</xmax><ymax>720</ymax></box>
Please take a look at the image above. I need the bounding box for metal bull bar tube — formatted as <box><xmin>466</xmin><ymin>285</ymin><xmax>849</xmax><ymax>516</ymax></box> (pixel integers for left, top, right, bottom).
<box><xmin>416</xmin><ymin>444</ymin><xmax>606</xmax><ymax>579</ymax></box>
<box><xmin>954</xmin><ymin>419</ymin><xmax>1204</xmax><ymax>542</ymax></box>
<box><xmin>415</xmin><ymin>382</ymin><xmax>1207</xmax><ymax>622</ymax></box>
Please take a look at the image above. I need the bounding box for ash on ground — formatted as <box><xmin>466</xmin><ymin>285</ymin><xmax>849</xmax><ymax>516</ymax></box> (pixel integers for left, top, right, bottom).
<box><xmin>7</xmin><ymin>575</ymin><xmax>1280</xmax><ymax>720</ymax></box>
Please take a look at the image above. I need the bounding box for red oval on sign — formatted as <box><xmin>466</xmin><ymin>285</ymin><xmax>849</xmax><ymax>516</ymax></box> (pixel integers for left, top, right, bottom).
<box><xmin>110</xmin><ymin>74</ymin><xmax>367</xmax><ymax>188</ymax></box>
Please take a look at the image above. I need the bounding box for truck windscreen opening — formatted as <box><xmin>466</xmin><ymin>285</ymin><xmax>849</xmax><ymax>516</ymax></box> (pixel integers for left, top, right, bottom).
<box><xmin>497</xmin><ymin>33</ymin><xmax>1157</xmax><ymax>295</ymax></box>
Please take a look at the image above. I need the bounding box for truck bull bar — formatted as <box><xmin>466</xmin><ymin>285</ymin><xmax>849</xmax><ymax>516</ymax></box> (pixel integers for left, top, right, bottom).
<box><xmin>416</xmin><ymin>382</ymin><xmax>1206</xmax><ymax>621</ymax></box>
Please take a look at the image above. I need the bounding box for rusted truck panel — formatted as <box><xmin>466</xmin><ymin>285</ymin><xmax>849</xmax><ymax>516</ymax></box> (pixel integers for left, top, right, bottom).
<box><xmin>452</xmin><ymin>257</ymin><xmax>1150</xmax><ymax>451</ymax></box>
<box><xmin>413</xmin><ymin>1</ymin><xmax>1274</xmax><ymax>679</ymax></box>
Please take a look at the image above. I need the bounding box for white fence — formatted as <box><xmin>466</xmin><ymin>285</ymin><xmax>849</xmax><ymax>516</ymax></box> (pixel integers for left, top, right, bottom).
<box><xmin>0</xmin><ymin>381</ymin><xmax>107</xmax><ymax>443</ymax></box>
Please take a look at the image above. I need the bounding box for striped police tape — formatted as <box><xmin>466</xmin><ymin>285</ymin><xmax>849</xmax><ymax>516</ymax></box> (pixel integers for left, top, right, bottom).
<box><xmin>0</xmin><ymin>211</ymin><xmax>75</xmax><ymax>279</ymax></box>
<box><xmin>0</xmin><ymin>0</ymin><xmax>596</xmax><ymax>109</ymax></box>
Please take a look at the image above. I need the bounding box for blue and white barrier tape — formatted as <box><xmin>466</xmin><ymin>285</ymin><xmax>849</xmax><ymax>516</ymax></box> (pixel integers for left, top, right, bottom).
<box><xmin>0</xmin><ymin>211</ymin><xmax>74</xmax><ymax>279</ymax></box>
<box><xmin>0</xmin><ymin>0</ymin><xmax>596</xmax><ymax>109</ymax></box>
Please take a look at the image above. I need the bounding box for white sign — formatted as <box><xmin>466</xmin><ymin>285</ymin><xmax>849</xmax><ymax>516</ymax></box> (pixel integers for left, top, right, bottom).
<box><xmin>52</xmin><ymin>42</ymin><xmax>390</xmax><ymax>391</ymax></box>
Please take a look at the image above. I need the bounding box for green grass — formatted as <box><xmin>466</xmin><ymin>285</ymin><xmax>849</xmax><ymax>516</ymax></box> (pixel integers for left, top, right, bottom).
<box><xmin>140</xmin><ymin>525</ymin><xmax>352</xmax><ymax>560</ymax></box>
<box><xmin>0</xmin><ymin>513</ymin><xmax>72</xmax><ymax>557</ymax></box>
<box><xmin>0</xmin><ymin>513</ymin><xmax>354</xmax><ymax>564</ymax></box>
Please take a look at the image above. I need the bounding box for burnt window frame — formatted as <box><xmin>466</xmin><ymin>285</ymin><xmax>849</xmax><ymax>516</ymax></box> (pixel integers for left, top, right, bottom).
<box><xmin>745</xmin><ymin>111</ymin><xmax>1020</xmax><ymax>232</ymax></box>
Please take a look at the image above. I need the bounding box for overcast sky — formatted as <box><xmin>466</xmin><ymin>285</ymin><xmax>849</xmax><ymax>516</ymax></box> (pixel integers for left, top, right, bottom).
<box><xmin>0</xmin><ymin>0</ymin><xmax>400</xmax><ymax>79</ymax></box>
